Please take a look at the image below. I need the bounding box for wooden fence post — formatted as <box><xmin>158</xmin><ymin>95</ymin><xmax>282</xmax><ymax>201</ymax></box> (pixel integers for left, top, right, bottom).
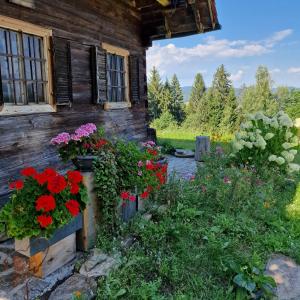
<box><xmin>195</xmin><ymin>136</ymin><xmax>210</xmax><ymax>162</ymax></box>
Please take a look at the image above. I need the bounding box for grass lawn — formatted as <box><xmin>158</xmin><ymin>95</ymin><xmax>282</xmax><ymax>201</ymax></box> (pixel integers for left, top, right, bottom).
<box><xmin>157</xmin><ymin>128</ymin><xmax>233</xmax><ymax>152</ymax></box>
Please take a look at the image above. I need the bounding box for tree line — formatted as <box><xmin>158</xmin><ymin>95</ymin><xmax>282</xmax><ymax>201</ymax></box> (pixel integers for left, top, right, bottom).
<box><xmin>148</xmin><ymin>65</ymin><xmax>300</xmax><ymax>133</ymax></box>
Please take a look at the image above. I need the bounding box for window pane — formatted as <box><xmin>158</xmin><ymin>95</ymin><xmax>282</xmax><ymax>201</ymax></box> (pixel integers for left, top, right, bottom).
<box><xmin>25</xmin><ymin>59</ymin><xmax>32</xmax><ymax>80</ymax></box>
<box><xmin>15</xmin><ymin>81</ymin><xmax>23</xmax><ymax>104</ymax></box>
<box><xmin>10</xmin><ymin>31</ymin><xmax>18</xmax><ymax>55</ymax></box>
<box><xmin>23</xmin><ymin>34</ymin><xmax>30</xmax><ymax>57</ymax></box>
<box><xmin>26</xmin><ymin>83</ymin><xmax>34</xmax><ymax>102</ymax></box>
<box><xmin>37</xmin><ymin>83</ymin><xmax>45</xmax><ymax>103</ymax></box>
<box><xmin>36</xmin><ymin>61</ymin><xmax>42</xmax><ymax>81</ymax></box>
<box><xmin>0</xmin><ymin>29</ymin><xmax>6</xmax><ymax>54</ymax></box>
<box><xmin>2</xmin><ymin>82</ymin><xmax>14</xmax><ymax>104</ymax></box>
<box><xmin>0</xmin><ymin>56</ymin><xmax>9</xmax><ymax>80</ymax></box>
<box><xmin>34</xmin><ymin>37</ymin><xmax>41</xmax><ymax>58</ymax></box>
<box><xmin>13</xmin><ymin>58</ymin><xmax>21</xmax><ymax>79</ymax></box>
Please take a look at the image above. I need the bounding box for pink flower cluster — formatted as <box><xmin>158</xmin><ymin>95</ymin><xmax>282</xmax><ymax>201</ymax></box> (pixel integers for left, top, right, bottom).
<box><xmin>51</xmin><ymin>123</ymin><xmax>97</xmax><ymax>145</ymax></box>
<box><xmin>50</xmin><ymin>132</ymin><xmax>71</xmax><ymax>145</ymax></box>
<box><xmin>142</xmin><ymin>141</ymin><xmax>156</xmax><ymax>148</ymax></box>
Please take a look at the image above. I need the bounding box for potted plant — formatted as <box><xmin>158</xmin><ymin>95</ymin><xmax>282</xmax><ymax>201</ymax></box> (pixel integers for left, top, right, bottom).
<box><xmin>51</xmin><ymin>123</ymin><xmax>110</xmax><ymax>171</ymax></box>
<box><xmin>0</xmin><ymin>167</ymin><xmax>88</xmax><ymax>278</ymax></box>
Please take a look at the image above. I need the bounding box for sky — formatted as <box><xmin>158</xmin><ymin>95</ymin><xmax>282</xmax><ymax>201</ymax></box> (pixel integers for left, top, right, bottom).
<box><xmin>146</xmin><ymin>0</ymin><xmax>300</xmax><ymax>88</ymax></box>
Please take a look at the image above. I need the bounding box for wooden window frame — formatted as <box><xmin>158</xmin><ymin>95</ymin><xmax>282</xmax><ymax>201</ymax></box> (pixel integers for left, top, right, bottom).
<box><xmin>102</xmin><ymin>42</ymin><xmax>131</xmax><ymax>110</ymax></box>
<box><xmin>0</xmin><ymin>15</ymin><xmax>54</xmax><ymax>115</ymax></box>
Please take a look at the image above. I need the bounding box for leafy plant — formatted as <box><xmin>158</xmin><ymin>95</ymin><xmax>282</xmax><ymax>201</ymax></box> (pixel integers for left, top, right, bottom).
<box><xmin>231</xmin><ymin>263</ymin><xmax>276</xmax><ymax>299</ymax></box>
<box><xmin>0</xmin><ymin>167</ymin><xmax>88</xmax><ymax>239</ymax></box>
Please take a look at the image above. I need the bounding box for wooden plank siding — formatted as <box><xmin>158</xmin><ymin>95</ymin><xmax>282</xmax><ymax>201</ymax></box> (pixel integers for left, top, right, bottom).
<box><xmin>0</xmin><ymin>0</ymin><xmax>148</xmax><ymax>198</ymax></box>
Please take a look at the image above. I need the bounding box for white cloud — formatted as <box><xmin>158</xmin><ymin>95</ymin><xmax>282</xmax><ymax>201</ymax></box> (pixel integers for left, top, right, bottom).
<box><xmin>288</xmin><ymin>67</ymin><xmax>300</xmax><ymax>74</ymax></box>
<box><xmin>265</xmin><ymin>29</ymin><xmax>293</xmax><ymax>47</ymax></box>
<box><xmin>147</xmin><ymin>29</ymin><xmax>293</xmax><ymax>75</ymax></box>
<box><xmin>229</xmin><ymin>70</ymin><xmax>244</xmax><ymax>82</ymax></box>
<box><xmin>270</xmin><ymin>68</ymin><xmax>281</xmax><ymax>74</ymax></box>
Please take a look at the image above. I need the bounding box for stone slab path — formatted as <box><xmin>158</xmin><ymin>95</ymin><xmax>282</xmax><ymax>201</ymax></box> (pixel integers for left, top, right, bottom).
<box><xmin>266</xmin><ymin>254</ymin><xmax>300</xmax><ymax>300</ymax></box>
<box><xmin>166</xmin><ymin>154</ymin><xmax>199</xmax><ymax>180</ymax></box>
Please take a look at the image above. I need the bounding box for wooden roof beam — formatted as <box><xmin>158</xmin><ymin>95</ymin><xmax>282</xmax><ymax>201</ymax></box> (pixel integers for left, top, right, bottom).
<box><xmin>156</xmin><ymin>0</ymin><xmax>171</xmax><ymax>7</ymax></box>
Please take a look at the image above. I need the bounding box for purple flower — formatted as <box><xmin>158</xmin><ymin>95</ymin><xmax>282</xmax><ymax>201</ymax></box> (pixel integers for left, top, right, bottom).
<box><xmin>138</xmin><ymin>171</ymin><xmax>143</xmax><ymax>176</ymax></box>
<box><xmin>70</xmin><ymin>134</ymin><xmax>81</xmax><ymax>141</ymax></box>
<box><xmin>138</xmin><ymin>161</ymin><xmax>144</xmax><ymax>168</ymax></box>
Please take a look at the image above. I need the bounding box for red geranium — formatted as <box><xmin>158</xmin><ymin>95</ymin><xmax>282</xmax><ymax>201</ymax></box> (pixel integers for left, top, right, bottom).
<box><xmin>9</xmin><ymin>180</ymin><xmax>24</xmax><ymax>190</ymax></box>
<box><xmin>65</xmin><ymin>199</ymin><xmax>80</xmax><ymax>216</ymax></box>
<box><xmin>94</xmin><ymin>139</ymin><xmax>108</xmax><ymax>149</ymax></box>
<box><xmin>21</xmin><ymin>167</ymin><xmax>37</xmax><ymax>177</ymax></box>
<box><xmin>156</xmin><ymin>172</ymin><xmax>166</xmax><ymax>184</ymax></box>
<box><xmin>67</xmin><ymin>170</ymin><xmax>83</xmax><ymax>184</ymax></box>
<box><xmin>36</xmin><ymin>195</ymin><xmax>56</xmax><ymax>212</ymax></box>
<box><xmin>120</xmin><ymin>191</ymin><xmax>130</xmax><ymax>200</ymax></box>
<box><xmin>70</xmin><ymin>183</ymin><xmax>80</xmax><ymax>195</ymax></box>
<box><xmin>147</xmin><ymin>149</ymin><xmax>158</xmax><ymax>156</ymax></box>
<box><xmin>47</xmin><ymin>175</ymin><xmax>67</xmax><ymax>194</ymax></box>
<box><xmin>129</xmin><ymin>195</ymin><xmax>136</xmax><ymax>202</ymax></box>
<box><xmin>161</xmin><ymin>164</ymin><xmax>168</xmax><ymax>174</ymax></box>
<box><xmin>140</xmin><ymin>191</ymin><xmax>149</xmax><ymax>199</ymax></box>
<box><xmin>146</xmin><ymin>160</ymin><xmax>155</xmax><ymax>171</ymax></box>
<box><xmin>37</xmin><ymin>215</ymin><xmax>53</xmax><ymax>228</ymax></box>
<box><xmin>34</xmin><ymin>168</ymin><xmax>57</xmax><ymax>185</ymax></box>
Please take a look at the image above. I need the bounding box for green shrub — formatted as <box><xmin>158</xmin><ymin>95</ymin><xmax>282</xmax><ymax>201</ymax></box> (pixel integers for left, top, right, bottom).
<box><xmin>151</xmin><ymin>111</ymin><xmax>178</xmax><ymax>130</ymax></box>
<box><xmin>232</xmin><ymin>111</ymin><xmax>300</xmax><ymax>173</ymax></box>
<box><xmin>97</xmin><ymin>151</ymin><xmax>300</xmax><ymax>299</ymax></box>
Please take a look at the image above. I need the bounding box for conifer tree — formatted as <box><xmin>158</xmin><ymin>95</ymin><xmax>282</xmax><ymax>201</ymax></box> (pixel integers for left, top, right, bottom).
<box><xmin>187</xmin><ymin>73</ymin><xmax>206</xmax><ymax>114</ymax></box>
<box><xmin>147</xmin><ymin>67</ymin><xmax>163</xmax><ymax>120</ymax></box>
<box><xmin>206</xmin><ymin>65</ymin><xmax>236</xmax><ymax>132</ymax></box>
<box><xmin>170</xmin><ymin>74</ymin><xmax>185</xmax><ymax>123</ymax></box>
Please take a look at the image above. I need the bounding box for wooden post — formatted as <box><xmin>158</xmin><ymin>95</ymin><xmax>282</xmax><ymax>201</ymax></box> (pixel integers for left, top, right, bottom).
<box><xmin>195</xmin><ymin>136</ymin><xmax>210</xmax><ymax>162</ymax></box>
<box><xmin>77</xmin><ymin>172</ymin><xmax>100</xmax><ymax>251</ymax></box>
<box><xmin>147</xmin><ymin>127</ymin><xmax>157</xmax><ymax>143</ymax></box>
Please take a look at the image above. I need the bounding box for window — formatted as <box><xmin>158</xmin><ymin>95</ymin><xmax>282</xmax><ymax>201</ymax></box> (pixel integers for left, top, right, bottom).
<box><xmin>0</xmin><ymin>15</ymin><xmax>53</xmax><ymax>114</ymax></box>
<box><xmin>103</xmin><ymin>43</ymin><xmax>130</xmax><ymax>105</ymax></box>
<box><xmin>106</xmin><ymin>53</ymin><xmax>126</xmax><ymax>102</ymax></box>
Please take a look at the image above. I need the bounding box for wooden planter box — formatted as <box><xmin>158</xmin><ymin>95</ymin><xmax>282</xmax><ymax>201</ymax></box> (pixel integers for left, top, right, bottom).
<box><xmin>121</xmin><ymin>198</ymin><xmax>138</xmax><ymax>222</ymax></box>
<box><xmin>15</xmin><ymin>214</ymin><xmax>82</xmax><ymax>278</ymax></box>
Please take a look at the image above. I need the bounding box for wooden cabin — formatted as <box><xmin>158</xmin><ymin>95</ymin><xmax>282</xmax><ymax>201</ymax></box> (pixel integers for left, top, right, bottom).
<box><xmin>0</xmin><ymin>0</ymin><xmax>220</xmax><ymax>201</ymax></box>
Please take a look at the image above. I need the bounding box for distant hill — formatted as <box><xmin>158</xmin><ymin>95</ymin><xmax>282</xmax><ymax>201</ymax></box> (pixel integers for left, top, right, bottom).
<box><xmin>181</xmin><ymin>86</ymin><xmax>299</xmax><ymax>102</ymax></box>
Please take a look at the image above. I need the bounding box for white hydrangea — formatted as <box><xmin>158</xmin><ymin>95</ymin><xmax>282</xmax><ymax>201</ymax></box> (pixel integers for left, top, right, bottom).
<box><xmin>281</xmin><ymin>151</ymin><xmax>295</xmax><ymax>162</ymax></box>
<box><xmin>288</xmin><ymin>163</ymin><xmax>300</xmax><ymax>173</ymax></box>
<box><xmin>265</xmin><ymin>133</ymin><xmax>275</xmax><ymax>140</ymax></box>
<box><xmin>278</xmin><ymin>112</ymin><xmax>294</xmax><ymax>128</ymax></box>
<box><xmin>268</xmin><ymin>155</ymin><xmax>277</xmax><ymax>162</ymax></box>
<box><xmin>282</xmin><ymin>142</ymin><xmax>293</xmax><ymax>150</ymax></box>
<box><xmin>275</xmin><ymin>156</ymin><xmax>285</xmax><ymax>165</ymax></box>
<box><xmin>291</xmin><ymin>136</ymin><xmax>299</xmax><ymax>145</ymax></box>
<box><xmin>244</xmin><ymin>142</ymin><xmax>253</xmax><ymax>149</ymax></box>
<box><xmin>290</xmin><ymin>149</ymin><xmax>298</xmax><ymax>156</ymax></box>
<box><xmin>241</xmin><ymin>121</ymin><xmax>253</xmax><ymax>130</ymax></box>
<box><xmin>285</xmin><ymin>131</ymin><xmax>293</xmax><ymax>139</ymax></box>
<box><xmin>247</xmin><ymin>114</ymin><xmax>255</xmax><ymax>121</ymax></box>
<box><xmin>254</xmin><ymin>135</ymin><xmax>267</xmax><ymax>150</ymax></box>
<box><xmin>263</xmin><ymin>116</ymin><xmax>271</xmax><ymax>125</ymax></box>
<box><xmin>233</xmin><ymin>141</ymin><xmax>244</xmax><ymax>151</ymax></box>
<box><xmin>270</xmin><ymin>118</ymin><xmax>279</xmax><ymax>129</ymax></box>
<box><xmin>255</xmin><ymin>112</ymin><xmax>265</xmax><ymax>120</ymax></box>
<box><xmin>255</xmin><ymin>129</ymin><xmax>262</xmax><ymax>134</ymax></box>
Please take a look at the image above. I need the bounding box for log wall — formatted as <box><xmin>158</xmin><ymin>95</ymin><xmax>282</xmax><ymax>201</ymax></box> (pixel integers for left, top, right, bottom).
<box><xmin>0</xmin><ymin>0</ymin><xmax>148</xmax><ymax>197</ymax></box>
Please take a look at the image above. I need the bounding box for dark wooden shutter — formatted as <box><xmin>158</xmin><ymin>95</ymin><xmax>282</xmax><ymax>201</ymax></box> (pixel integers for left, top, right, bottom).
<box><xmin>129</xmin><ymin>55</ymin><xmax>140</xmax><ymax>104</ymax></box>
<box><xmin>90</xmin><ymin>46</ymin><xmax>107</xmax><ymax>104</ymax></box>
<box><xmin>52</xmin><ymin>37</ymin><xmax>73</xmax><ymax>106</ymax></box>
